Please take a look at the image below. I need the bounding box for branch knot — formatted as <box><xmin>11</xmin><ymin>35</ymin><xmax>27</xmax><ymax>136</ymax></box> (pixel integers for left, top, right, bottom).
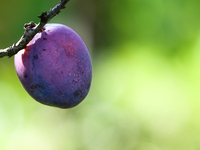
<box><xmin>38</xmin><ymin>11</ymin><xmax>48</xmax><ymax>22</ymax></box>
<box><xmin>24</xmin><ymin>21</ymin><xmax>37</xmax><ymax>30</ymax></box>
<box><xmin>0</xmin><ymin>0</ymin><xmax>70</xmax><ymax>58</ymax></box>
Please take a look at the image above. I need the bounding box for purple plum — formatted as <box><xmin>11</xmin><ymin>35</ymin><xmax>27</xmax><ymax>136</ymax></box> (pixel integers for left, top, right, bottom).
<box><xmin>14</xmin><ymin>23</ymin><xmax>92</xmax><ymax>108</ymax></box>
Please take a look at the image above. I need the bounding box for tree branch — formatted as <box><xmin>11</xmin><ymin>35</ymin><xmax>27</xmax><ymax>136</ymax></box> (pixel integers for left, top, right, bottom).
<box><xmin>0</xmin><ymin>0</ymin><xmax>70</xmax><ymax>58</ymax></box>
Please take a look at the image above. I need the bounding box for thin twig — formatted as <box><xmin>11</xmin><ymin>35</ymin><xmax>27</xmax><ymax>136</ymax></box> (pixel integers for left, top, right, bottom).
<box><xmin>0</xmin><ymin>0</ymin><xmax>70</xmax><ymax>58</ymax></box>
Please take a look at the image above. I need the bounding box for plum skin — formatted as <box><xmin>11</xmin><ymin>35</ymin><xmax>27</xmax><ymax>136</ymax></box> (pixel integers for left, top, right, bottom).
<box><xmin>14</xmin><ymin>23</ymin><xmax>92</xmax><ymax>108</ymax></box>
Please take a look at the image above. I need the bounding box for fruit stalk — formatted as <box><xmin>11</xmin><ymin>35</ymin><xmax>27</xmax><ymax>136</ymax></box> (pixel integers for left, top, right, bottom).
<box><xmin>0</xmin><ymin>0</ymin><xmax>70</xmax><ymax>58</ymax></box>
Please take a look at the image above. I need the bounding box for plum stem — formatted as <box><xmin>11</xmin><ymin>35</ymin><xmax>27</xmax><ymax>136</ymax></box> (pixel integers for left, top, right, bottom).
<box><xmin>0</xmin><ymin>0</ymin><xmax>70</xmax><ymax>58</ymax></box>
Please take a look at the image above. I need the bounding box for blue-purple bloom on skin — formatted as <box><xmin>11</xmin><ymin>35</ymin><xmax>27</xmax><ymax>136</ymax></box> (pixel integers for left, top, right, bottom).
<box><xmin>14</xmin><ymin>23</ymin><xmax>92</xmax><ymax>108</ymax></box>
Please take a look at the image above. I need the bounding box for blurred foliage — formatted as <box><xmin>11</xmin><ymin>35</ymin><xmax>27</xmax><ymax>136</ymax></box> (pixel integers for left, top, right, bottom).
<box><xmin>1</xmin><ymin>0</ymin><xmax>200</xmax><ymax>150</ymax></box>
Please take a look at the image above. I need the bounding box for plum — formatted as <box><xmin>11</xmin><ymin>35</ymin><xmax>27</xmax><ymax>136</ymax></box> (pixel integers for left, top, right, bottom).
<box><xmin>14</xmin><ymin>23</ymin><xmax>92</xmax><ymax>108</ymax></box>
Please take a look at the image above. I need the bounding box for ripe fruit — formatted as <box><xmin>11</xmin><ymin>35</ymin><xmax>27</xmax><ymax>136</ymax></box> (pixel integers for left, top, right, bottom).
<box><xmin>14</xmin><ymin>23</ymin><xmax>92</xmax><ymax>108</ymax></box>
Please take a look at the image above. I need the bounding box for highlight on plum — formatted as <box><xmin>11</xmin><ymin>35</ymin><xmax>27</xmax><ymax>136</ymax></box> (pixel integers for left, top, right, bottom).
<box><xmin>14</xmin><ymin>23</ymin><xmax>92</xmax><ymax>108</ymax></box>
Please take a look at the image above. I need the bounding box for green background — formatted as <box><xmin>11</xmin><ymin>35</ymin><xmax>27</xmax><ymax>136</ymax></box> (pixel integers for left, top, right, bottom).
<box><xmin>1</xmin><ymin>0</ymin><xmax>200</xmax><ymax>149</ymax></box>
